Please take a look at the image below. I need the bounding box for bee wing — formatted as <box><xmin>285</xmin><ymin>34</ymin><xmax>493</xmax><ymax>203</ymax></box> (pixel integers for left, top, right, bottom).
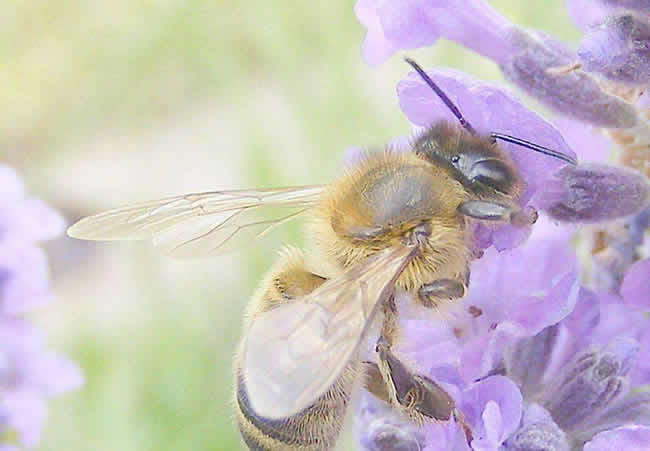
<box><xmin>66</xmin><ymin>186</ymin><xmax>325</xmax><ymax>258</ymax></box>
<box><xmin>242</xmin><ymin>245</ymin><xmax>417</xmax><ymax>419</ymax></box>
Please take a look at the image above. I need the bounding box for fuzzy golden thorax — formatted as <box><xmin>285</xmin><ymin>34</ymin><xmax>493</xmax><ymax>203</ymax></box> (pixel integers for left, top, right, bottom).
<box><xmin>309</xmin><ymin>151</ymin><xmax>471</xmax><ymax>292</ymax></box>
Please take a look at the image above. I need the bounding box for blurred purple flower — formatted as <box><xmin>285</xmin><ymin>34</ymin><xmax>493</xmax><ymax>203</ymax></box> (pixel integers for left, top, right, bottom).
<box><xmin>355</xmin><ymin>0</ymin><xmax>639</xmax><ymax>128</ymax></box>
<box><xmin>0</xmin><ymin>164</ymin><xmax>83</xmax><ymax>448</ymax></box>
<box><xmin>578</xmin><ymin>14</ymin><xmax>650</xmax><ymax>85</ymax></box>
<box><xmin>566</xmin><ymin>0</ymin><xmax>611</xmax><ymax>29</ymax></box>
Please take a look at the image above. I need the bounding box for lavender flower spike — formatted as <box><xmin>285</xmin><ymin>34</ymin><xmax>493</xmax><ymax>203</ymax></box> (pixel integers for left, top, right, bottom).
<box><xmin>578</xmin><ymin>14</ymin><xmax>650</xmax><ymax>85</ymax></box>
<box><xmin>355</xmin><ymin>0</ymin><xmax>639</xmax><ymax>128</ymax></box>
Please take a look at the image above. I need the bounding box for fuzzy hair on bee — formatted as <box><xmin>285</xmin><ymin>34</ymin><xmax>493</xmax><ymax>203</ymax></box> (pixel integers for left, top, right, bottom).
<box><xmin>309</xmin><ymin>149</ymin><xmax>471</xmax><ymax>297</ymax></box>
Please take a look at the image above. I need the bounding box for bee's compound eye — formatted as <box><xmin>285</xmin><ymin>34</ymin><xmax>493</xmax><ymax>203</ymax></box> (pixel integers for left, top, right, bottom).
<box><xmin>451</xmin><ymin>155</ymin><xmax>461</xmax><ymax>164</ymax></box>
<box><xmin>469</xmin><ymin>159</ymin><xmax>512</xmax><ymax>193</ymax></box>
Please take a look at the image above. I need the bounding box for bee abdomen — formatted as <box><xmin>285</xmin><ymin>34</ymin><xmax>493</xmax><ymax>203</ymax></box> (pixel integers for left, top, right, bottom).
<box><xmin>234</xmin><ymin>365</ymin><xmax>358</xmax><ymax>451</ymax></box>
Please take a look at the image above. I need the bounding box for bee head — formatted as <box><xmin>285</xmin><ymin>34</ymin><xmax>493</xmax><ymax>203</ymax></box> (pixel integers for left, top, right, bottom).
<box><xmin>414</xmin><ymin>122</ymin><xmax>522</xmax><ymax>198</ymax></box>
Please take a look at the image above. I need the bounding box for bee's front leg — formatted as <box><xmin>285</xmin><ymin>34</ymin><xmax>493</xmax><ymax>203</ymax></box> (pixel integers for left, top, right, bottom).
<box><xmin>458</xmin><ymin>200</ymin><xmax>538</xmax><ymax>227</ymax></box>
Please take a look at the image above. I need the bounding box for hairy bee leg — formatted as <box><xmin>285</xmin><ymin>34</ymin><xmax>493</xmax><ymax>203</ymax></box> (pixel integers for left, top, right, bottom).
<box><xmin>373</xmin><ymin>338</ymin><xmax>456</xmax><ymax>423</ymax></box>
<box><xmin>363</xmin><ymin>360</ymin><xmax>391</xmax><ymax>405</ymax></box>
<box><xmin>418</xmin><ymin>278</ymin><xmax>466</xmax><ymax>300</ymax></box>
<box><xmin>380</xmin><ymin>295</ymin><xmax>399</xmax><ymax>347</ymax></box>
<box><xmin>458</xmin><ymin>200</ymin><xmax>538</xmax><ymax>227</ymax></box>
<box><xmin>364</xmin><ymin>358</ymin><xmax>474</xmax><ymax>446</ymax></box>
<box><xmin>417</xmin><ymin>278</ymin><xmax>467</xmax><ymax>308</ymax></box>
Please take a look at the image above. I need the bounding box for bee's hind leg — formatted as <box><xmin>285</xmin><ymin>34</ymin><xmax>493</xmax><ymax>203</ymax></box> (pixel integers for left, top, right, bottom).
<box><xmin>363</xmin><ymin>304</ymin><xmax>474</xmax><ymax>441</ymax></box>
<box><xmin>363</xmin><ymin>341</ymin><xmax>473</xmax><ymax>442</ymax></box>
<box><xmin>373</xmin><ymin>337</ymin><xmax>456</xmax><ymax>422</ymax></box>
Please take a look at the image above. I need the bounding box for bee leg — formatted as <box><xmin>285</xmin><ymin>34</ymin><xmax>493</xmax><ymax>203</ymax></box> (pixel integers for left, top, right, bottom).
<box><xmin>458</xmin><ymin>200</ymin><xmax>538</xmax><ymax>227</ymax></box>
<box><xmin>365</xmin><ymin>341</ymin><xmax>474</xmax><ymax>444</ymax></box>
<box><xmin>418</xmin><ymin>278</ymin><xmax>466</xmax><ymax>307</ymax></box>
<box><xmin>370</xmin><ymin>338</ymin><xmax>456</xmax><ymax>423</ymax></box>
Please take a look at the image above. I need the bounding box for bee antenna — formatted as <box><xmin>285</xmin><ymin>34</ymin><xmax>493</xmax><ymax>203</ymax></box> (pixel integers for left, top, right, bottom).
<box><xmin>404</xmin><ymin>57</ymin><xmax>477</xmax><ymax>135</ymax></box>
<box><xmin>490</xmin><ymin>133</ymin><xmax>578</xmax><ymax>166</ymax></box>
<box><xmin>403</xmin><ymin>58</ymin><xmax>578</xmax><ymax>166</ymax></box>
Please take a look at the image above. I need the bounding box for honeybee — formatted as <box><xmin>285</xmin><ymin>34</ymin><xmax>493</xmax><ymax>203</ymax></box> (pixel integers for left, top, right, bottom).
<box><xmin>67</xmin><ymin>58</ymin><xmax>576</xmax><ymax>450</ymax></box>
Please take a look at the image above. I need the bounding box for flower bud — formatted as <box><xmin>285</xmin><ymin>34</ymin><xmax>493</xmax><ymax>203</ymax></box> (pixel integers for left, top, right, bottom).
<box><xmin>579</xmin><ymin>14</ymin><xmax>650</xmax><ymax>85</ymax></box>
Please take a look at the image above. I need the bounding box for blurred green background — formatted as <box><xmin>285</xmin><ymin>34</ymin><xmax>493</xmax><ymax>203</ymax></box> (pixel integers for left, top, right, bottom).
<box><xmin>2</xmin><ymin>1</ymin><xmax>580</xmax><ymax>450</ymax></box>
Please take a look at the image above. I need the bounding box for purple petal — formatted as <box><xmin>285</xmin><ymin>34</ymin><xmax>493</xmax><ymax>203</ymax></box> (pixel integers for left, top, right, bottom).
<box><xmin>464</xmin><ymin>235</ymin><xmax>577</xmax><ymax>332</ymax></box>
<box><xmin>1</xmin><ymin>390</ymin><xmax>46</xmax><ymax>448</ymax></box>
<box><xmin>0</xmin><ymin>246</ymin><xmax>53</xmax><ymax>314</ymax></box>
<box><xmin>423</xmin><ymin>421</ymin><xmax>471</xmax><ymax>451</ymax></box>
<box><xmin>584</xmin><ymin>425</ymin><xmax>650</xmax><ymax>451</ymax></box>
<box><xmin>355</xmin><ymin>0</ymin><xmax>400</xmax><ymax>66</ymax></box>
<box><xmin>22</xmin><ymin>352</ymin><xmax>84</xmax><ymax>396</ymax></box>
<box><xmin>0</xmin><ymin>165</ymin><xmax>25</xmax><ymax>201</ymax></box>
<box><xmin>579</xmin><ymin>14</ymin><xmax>650</xmax><ymax>85</ymax></box>
<box><xmin>460</xmin><ymin>376</ymin><xmax>523</xmax><ymax>448</ymax></box>
<box><xmin>620</xmin><ymin>259</ymin><xmax>650</xmax><ymax>310</ymax></box>
<box><xmin>0</xmin><ymin>198</ymin><xmax>65</xmax><ymax>245</ymax></box>
<box><xmin>566</xmin><ymin>0</ymin><xmax>610</xmax><ymax>29</ymax></box>
<box><xmin>553</xmin><ymin>117</ymin><xmax>611</xmax><ymax>163</ymax></box>
<box><xmin>535</xmin><ymin>163</ymin><xmax>650</xmax><ymax>223</ymax></box>
<box><xmin>355</xmin><ymin>0</ymin><xmax>512</xmax><ymax>65</ymax></box>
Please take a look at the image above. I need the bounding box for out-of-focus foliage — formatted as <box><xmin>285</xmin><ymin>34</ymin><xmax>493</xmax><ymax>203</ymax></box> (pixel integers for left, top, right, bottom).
<box><xmin>1</xmin><ymin>1</ymin><xmax>579</xmax><ymax>450</ymax></box>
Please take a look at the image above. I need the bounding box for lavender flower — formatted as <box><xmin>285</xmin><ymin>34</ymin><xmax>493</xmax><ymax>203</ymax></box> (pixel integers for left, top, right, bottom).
<box><xmin>357</xmin><ymin>223</ymin><xmax>649</xmax><ymax>450</ymax></box>
<box><xmin>0</xmin><ymin>164</ymin><xmax>82</xmax><ymax>448</ymax></box>
<box><xmin>578</xmin><ymin>14</ymin><xmax>650</xmax><ymax>85</ymax></box>
<box><xmin>355</xmin><ymin>0</ymin><xmax>639</xmax><ymax>128</ymax></box>
<box><xmin>353</xmin><ymin>3</ymin><xmax>650</xmax><ymax>450</ymax></box>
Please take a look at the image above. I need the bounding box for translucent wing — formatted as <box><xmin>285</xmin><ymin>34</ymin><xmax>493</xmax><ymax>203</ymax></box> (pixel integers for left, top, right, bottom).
<box><xmin>67</xmin><ymin>186</ymin><xmax>325</xmax><ymax>257</ymax></box>
<box><xmin>242</xmin><ymin>245</ymin><xmax>417</xmax><ymax>419</ymax></box>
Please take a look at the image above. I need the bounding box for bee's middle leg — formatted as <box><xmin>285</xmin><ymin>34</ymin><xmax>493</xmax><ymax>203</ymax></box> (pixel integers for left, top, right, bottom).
<box><xmin>417</xmin><ymin>270</ymin><xmax>470</xmax><ymax>308</ymax></box>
